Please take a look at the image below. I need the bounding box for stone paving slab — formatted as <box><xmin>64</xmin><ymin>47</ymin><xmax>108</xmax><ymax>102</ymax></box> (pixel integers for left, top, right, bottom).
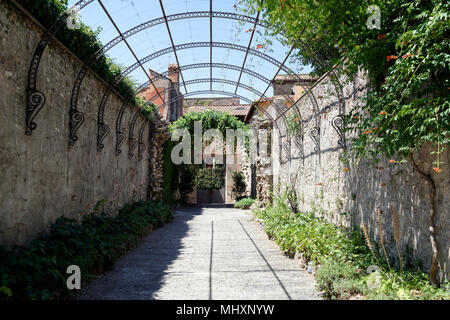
<box><xmin>78</xmin><ymin>206</ymin><xmax>320</xmax><ymax>300</ymax></box>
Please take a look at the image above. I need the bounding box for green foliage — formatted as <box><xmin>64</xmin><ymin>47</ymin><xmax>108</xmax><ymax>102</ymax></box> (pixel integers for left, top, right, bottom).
<box><xmin>234</xmin><ymin>197</ymin><xmax>256</xmax><ymax>209</ymax></box>
<box><xmin>315</xmin><ymin>259</ymin><xmax>367</xmax><ymax>300</ymax></box>
<box><xmin>18</xmin><ymin>0</ymin><xmax>140</xmax><ymax>106</ymax></box>
<box><xmin>286</xmin><ymin>114</ymin><xmax>301</xmax><ymax>135</ymax></box>
<box><xmin>170</xmin><ymin>110</ymin><xmax>249</xmax><ymax>146</ymax></box>
<box><xmin>196</xmin><ymin>166</ymin><xmax>225</xmax><ymax>190</ymax></box>
<box><xmin>0</xmin><ymin>200</ymin><xmax>173</xmax><ymax>300</ymax></box>
<box><xmin>231</xmin><ymin>171</ymin><xmax>247</xmax><ymax>200</ymax></box>
<box><xmin>238</xmin><ymin>0</ymin><xmax>449</xmax><ymax>167</ymax></box>
<box><xmin>161</xmin><ymin>140</ymin><xmax>176</xmax><ymax>204</ymax></box>
<box><xmin>139</xmin><ymin>101</ymin><xmax>158</xmax><ymax>120</ymax></box>
<box><xmin>169</xmin><ymin>110</ymin><xmax>250</xmax><ymax>201</ymax></box>
<box><xmin>255</xmin><ymin>191</ymin><xmax>449</xmax><ymax>300</ymax></box>
<box><xmin>177</xmin><ymin>164</ymin><xmax>198</xmax><ymax>203</ymax></box>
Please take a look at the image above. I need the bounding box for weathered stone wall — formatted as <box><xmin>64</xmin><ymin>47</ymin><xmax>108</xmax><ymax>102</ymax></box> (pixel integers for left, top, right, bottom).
<box><xmin>0</xmin><ymin>1</ymin><xmax>152</xmax><ymax>247</ymax></box>
<box><xmin>271</xmin><ymin>68</ymin><xmax>449</xmax><ymax>280</ymax></box>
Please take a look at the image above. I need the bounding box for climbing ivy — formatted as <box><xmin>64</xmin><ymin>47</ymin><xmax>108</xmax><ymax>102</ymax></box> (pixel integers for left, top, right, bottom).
<box><xmin>18</xmin><ymin>0</ymin><xmax>140</xmax><ymax>106</ymax></box>
<box><xmin>171</xmin><ymin>110</ymin><xmax>249</xmax><ymax>138</ymax></box>
<box><xmin>286</xmin><ymin>114</ymin><xmax>301</xmax><ymax>135</ymax></box>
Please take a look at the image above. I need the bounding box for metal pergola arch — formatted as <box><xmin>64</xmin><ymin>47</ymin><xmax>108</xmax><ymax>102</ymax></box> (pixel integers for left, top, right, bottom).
<box><xmin>27</xmin><ymin>3</ymin><xmax>289</xmax><ymax>136</ymax></box>
<box><xmin>115</xmin><ymin>75</ymin><xmax>295</xmax><ymax>156</ymax></box>
<box><xmin>121</xmin><ymin>88</ymin><xmax>285</xmax><ymax>161</ymax></box>
<box><xmin>88</xmin><ymin>41</ymin><xmax>309</xmax><ymax>151</ymax></box>
<box><xmin>24</xmin><ymin>0</ymin><xmax>339</xmax><ymax>160</ymax></box>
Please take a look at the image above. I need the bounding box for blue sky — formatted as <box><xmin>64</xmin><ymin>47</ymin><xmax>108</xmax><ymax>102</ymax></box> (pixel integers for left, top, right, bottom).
<box><xmin>68</xmin><ymin>0</ymin><xmax>312</xmax><ymax>103</ymax></box>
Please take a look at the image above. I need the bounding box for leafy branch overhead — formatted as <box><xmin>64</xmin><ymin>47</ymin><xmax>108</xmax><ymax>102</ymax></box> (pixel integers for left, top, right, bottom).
<box><xmin>238</xmin><ymin>0</ymin><xmax>449</xmax><ymax>168</ymax></box>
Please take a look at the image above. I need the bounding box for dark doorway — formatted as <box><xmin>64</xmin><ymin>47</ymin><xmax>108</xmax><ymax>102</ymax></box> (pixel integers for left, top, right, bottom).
<box><xmin>197</xmin><ymin>188</ymin><xmax>225</xmax><ymax>204</ymax></box>
<box><xmin>250</xmin><ymin>164</ymin><xmax>257</xmax><ymax>198</ymax></box>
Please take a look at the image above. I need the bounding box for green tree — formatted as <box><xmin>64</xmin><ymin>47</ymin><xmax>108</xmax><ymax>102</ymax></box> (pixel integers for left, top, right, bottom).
<box><xmin>231</xmin><ymin>171</ymin><xmax>247</xmax><ymax>200</ymax></box>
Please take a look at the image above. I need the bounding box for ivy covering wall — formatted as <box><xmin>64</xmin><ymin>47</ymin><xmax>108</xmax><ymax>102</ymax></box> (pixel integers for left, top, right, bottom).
<box><xmin>18</xmin><ymin>0</ymin><xmax>139</xmax><ymax>106</ymax></box>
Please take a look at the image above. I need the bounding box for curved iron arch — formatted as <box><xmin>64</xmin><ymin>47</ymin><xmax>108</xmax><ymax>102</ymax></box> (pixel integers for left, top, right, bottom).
<box><xmin>25</xmin><ymin>0</ymin><xmax>94</xmax><ymax>135</ymax></box>
<box><xmin>26</xmin><ymin>3</ymin><xmax>314</xmax><ymax>150</ymax></box>
<box><xmin>26</xmin><ymin>6</ymin><xmax>284</xmax><ymax>135</ymax></box>
<box><xmin>125</xmin><ymin>89</ymin><xmax>282</xmax><ymax>160</ymax></box>
<box><xmin>92</xmin><ymin>41</ymin><xmax>309</xmax><ymax>151</ymax></box>
<box><xmin>115</xmin><ymin>76</ymin><xmax>293</xmax><ymax>155</ymax></box>
<box><xmin>26</xmin><ymin>3</ymin><xmax>317</xmax><ymax>161</ymax></box>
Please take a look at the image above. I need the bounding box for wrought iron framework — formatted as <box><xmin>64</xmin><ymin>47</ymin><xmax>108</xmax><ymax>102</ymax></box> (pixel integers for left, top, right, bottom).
<box><xmin>26</xmin><ymin>0</ymin><xmax>94</xmax><ymax>135</ymax></box>
<box><xmin>24</xmin><ymin>0</ymin><xmax>347</xmax><ymax>160</ymax></box>
<box><xmin>158</xmin><ymin>0</ymin><xmax>188</xmax><ymax>93</ymax></box>
<box><xmin>113</xmin><ymin>64</ymin><xmax>290</xmax><ymax>155</ymax></box>
<box><xmin>90</xmin><ymin>41</ymin><xmax>307</xmax><ymax>152</ymax></box>
<box><xmin>30</xmin><ymin>8</ymin><xmax>296</xmax><ymax>138</ymax></box>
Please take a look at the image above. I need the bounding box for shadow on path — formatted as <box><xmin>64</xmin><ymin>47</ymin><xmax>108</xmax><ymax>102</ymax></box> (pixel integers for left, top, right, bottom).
<box><xmin>78</xmin><ymin>205</ymin><xmax>319</xmax><ymax>300</ymax></box>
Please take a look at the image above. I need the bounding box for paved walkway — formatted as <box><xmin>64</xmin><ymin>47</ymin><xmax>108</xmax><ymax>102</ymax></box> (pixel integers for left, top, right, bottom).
<box><xmin>78</xmin><ymin>206</ymin><xmax>319</xmax><ymax>300</ymax></box>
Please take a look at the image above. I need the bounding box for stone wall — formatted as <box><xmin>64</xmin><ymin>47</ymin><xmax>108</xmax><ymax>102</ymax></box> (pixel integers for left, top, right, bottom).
<box><xmin>0</xmin><ymin>1</ymin><xmax>154</xmax><ymax>247</ymax></box>
<box><xmin>270</xmin><ymin>68</ymin><xmax>449</xmax><ymax>280</ymax></box>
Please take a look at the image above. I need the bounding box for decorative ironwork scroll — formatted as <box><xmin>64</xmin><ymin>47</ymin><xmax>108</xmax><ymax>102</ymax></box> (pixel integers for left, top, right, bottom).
<box><xmin>331</xmin><ymin>114</ymin><xmax>346</xmax><ymax>147</ymax></box>
<box><xmin>26</xmin><ymin>0</ymin><xmax>94</xmax><ymax>135</ymax></box>
<box><xmin>128</xmin><ymin>111</ymin><xmax>140</xmax><ymax>160</ymax></box>
<box><xmin>69</xmin><ymin>109</ymin><xmax>85</xmax><ymax>146</ymax></box>
<box><xmin>97</xmin><ymin>123</ymin><xmax>110</xmax><ymax>152</ymax></box>
<box><xmin>293</xmin><ymin>133</ymin><xmax>304</xmax><ymax>160</ymax></box>
<box><xmin>115</xmin><ymin>103</ymin><xmax>128</xmax><ymax>155</ymax></box>
<box><xmin>282</xmin><ymin>138</ymin><xmax>291</xmax><ymax>163</ymax></box>
<box><xmin>137</xmin><ymin>120</ymin><xmax>148</xmax><ymax>161</ymax></box>
<box><xmin>309</xmin><ymin>127</ymin><xmax>320</xmax><ymax>153</ymax></box>
<box><xmin>90</xmin><ymin>41</ymin><xmax>298</xmax><ymax>151</ymax></box>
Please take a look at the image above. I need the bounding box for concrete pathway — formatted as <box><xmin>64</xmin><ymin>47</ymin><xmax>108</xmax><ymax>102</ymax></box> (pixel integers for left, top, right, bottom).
<box><xmin>78</xmin><ymin>206</ymin><xmax>320</xmax><ymax>300</ymax></box>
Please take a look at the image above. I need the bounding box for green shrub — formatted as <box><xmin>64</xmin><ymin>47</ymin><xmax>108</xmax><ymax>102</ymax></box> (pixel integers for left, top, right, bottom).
<box><xmin>177</xmin><ymin>165</ymin><xmax>198</xmax><ymax>203</ymax></box>
<box><xmin>196</xmin><ymin>166</ymin><xmax>225</xmax><ymax>190</ymax></box>
<box><xmin>255</xmin><ymin>191</ymin><xmax>449</xmax><ymax>300</ymax></box>
<box><xmin>315</xmin><ymin>259</ymin><xmax>367</xmax><ymax>300</ymax></box>
<box><xmin>234</xmin><ymin>197</ymin><xmax>255</xmax><ymax>209</ymax></box>
<box><xmin>161</xmin><ymin>140</ymin><xmax>176</xmax><ymax>204</ymax></box>
<box><xmin>0</xmin><ymin>200</ymin><xmax>173</xmax><ymax>300</ymax></box>
<box><xmin>231</xmin><ymin>171</ymin><xmax>247</xmax><ymax>200</ymax></box>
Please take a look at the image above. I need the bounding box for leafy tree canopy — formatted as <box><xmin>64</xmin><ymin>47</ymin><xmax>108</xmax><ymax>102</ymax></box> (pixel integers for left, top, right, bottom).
<box><xmin>238</xmin><ymin>0</ymin><xmax>449</xmax><ymax>169</ymax></box>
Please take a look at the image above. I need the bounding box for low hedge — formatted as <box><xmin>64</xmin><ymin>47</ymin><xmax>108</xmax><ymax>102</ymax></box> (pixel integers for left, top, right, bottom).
<box><xmin>0</xmin><ymin>200</ymin><xmax>174</xmax><ymax>300</ymax></box>
<box><xmin>254</xmin><ymin>193</ymin><xmax>449</xmax><ymax>300</ymax></box>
